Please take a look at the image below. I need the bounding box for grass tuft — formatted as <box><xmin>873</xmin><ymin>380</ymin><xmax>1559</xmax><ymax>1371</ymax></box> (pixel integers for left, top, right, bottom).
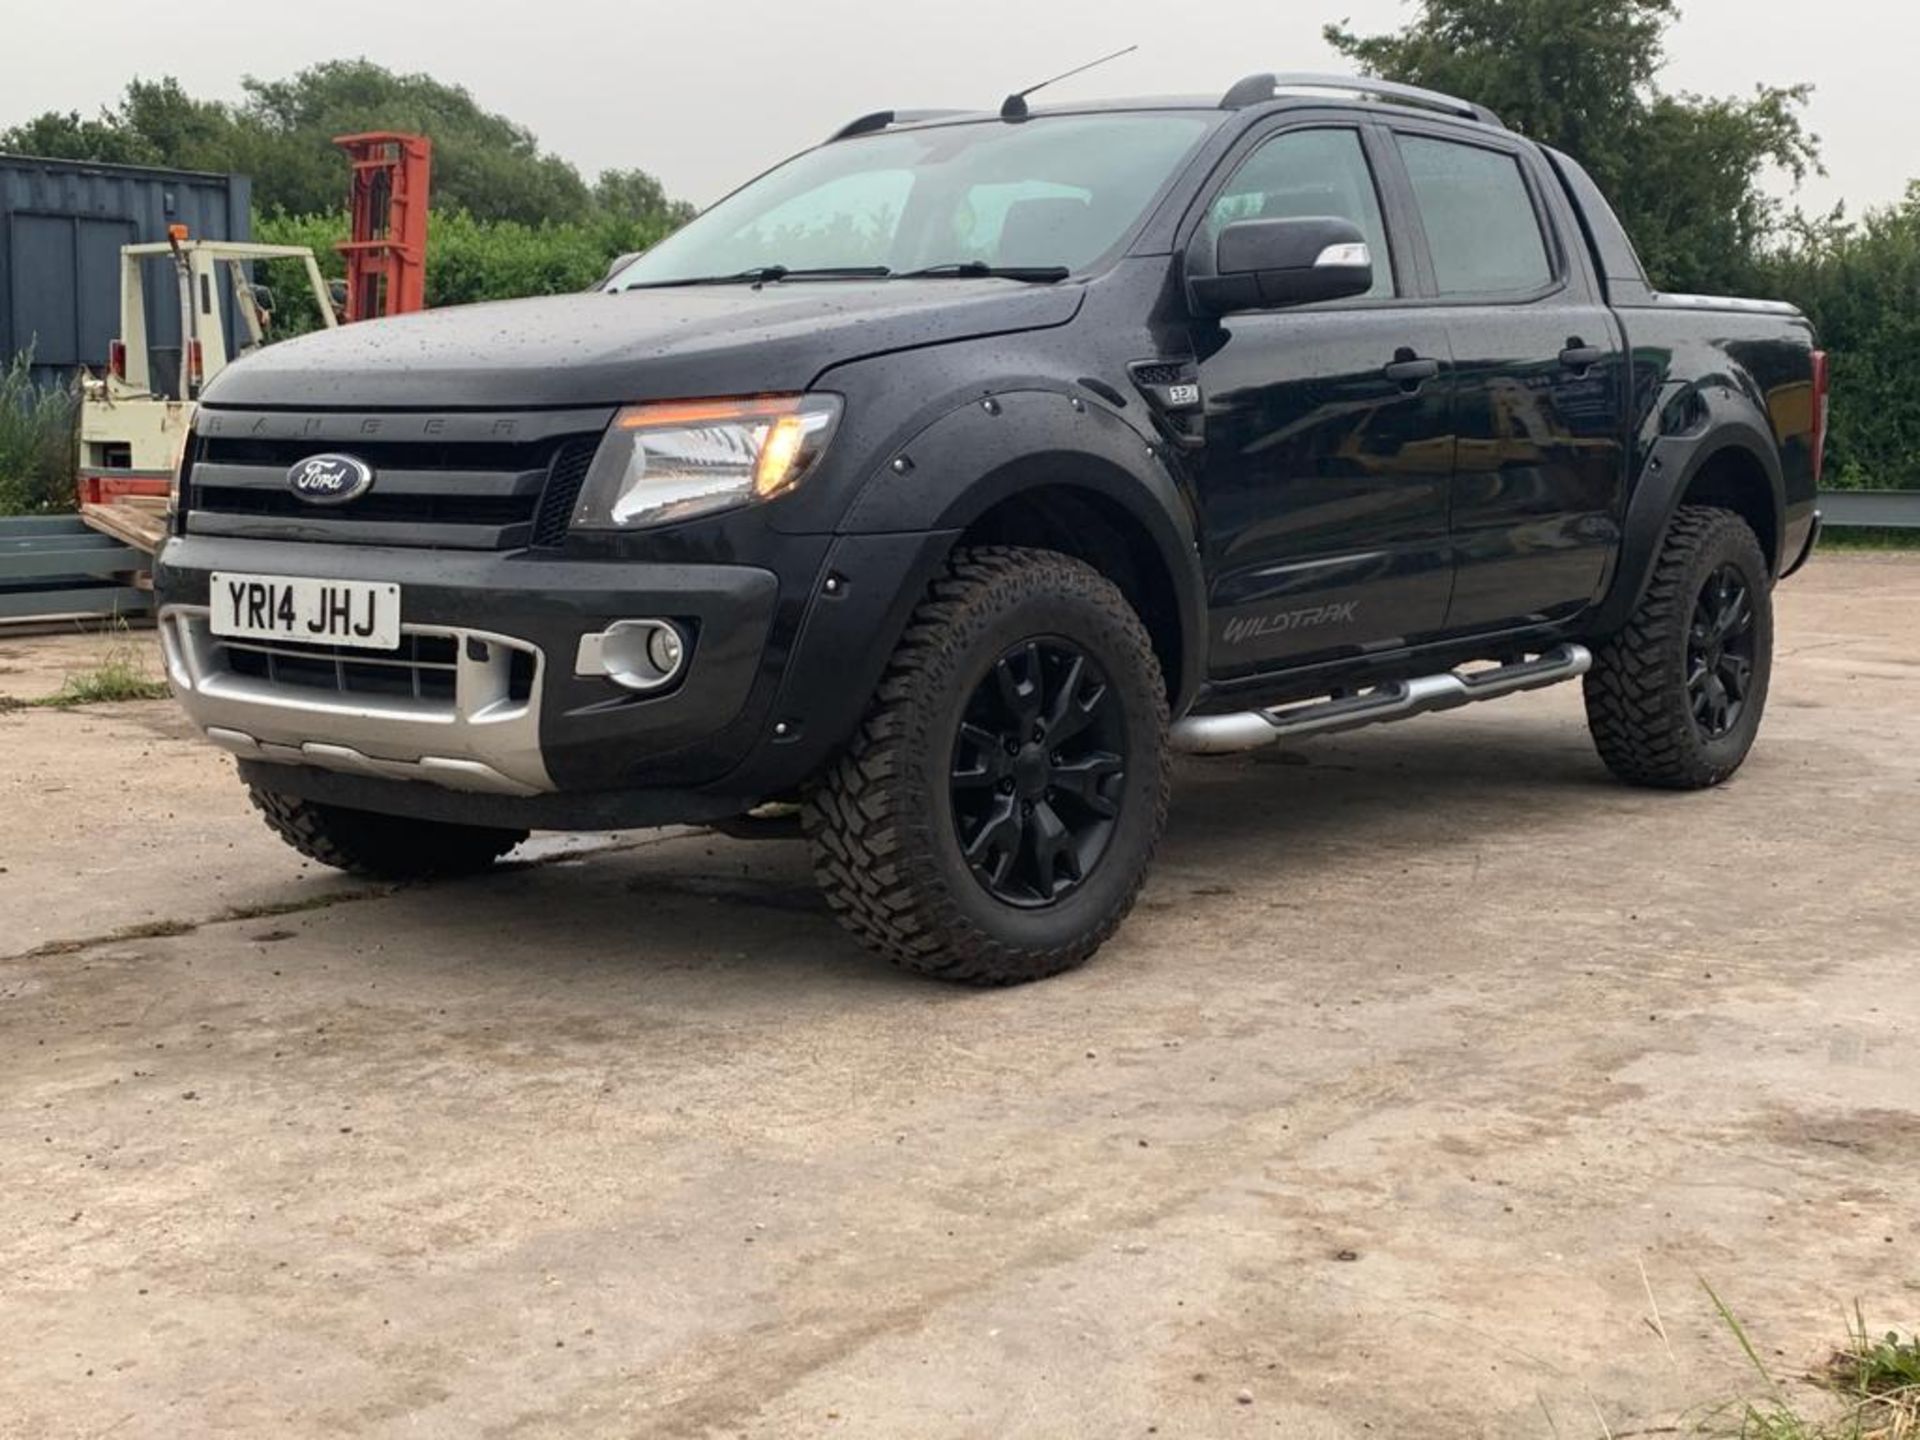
<box><xmin>34</xmin><ymin>647</ymin><xmax>172</xmax><ymax>706</ymax></box>
<box><xmin>28</xmin><ymin>622</ymin><xmax>172</xmax><ymax>707</ymax></box>
<box><xmin>1702</xmin><ymin>1281</ymin><xmax>1920</xmax><ymax>1440</ymax></box>
<box><xmin>1823</xmin><ymin>1306</ymin><xmax>1920</xmax><ymax>1437</ymax></box>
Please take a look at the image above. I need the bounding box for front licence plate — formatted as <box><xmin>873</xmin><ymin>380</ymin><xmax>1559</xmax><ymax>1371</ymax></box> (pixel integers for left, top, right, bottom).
<box><xmin>209</xmin><ymin>572</ymin><xmax>401</xmax><ymax>651</ymax></box>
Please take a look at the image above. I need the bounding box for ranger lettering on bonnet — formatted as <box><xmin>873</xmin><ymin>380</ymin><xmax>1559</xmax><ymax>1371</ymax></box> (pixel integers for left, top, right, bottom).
<box><xmin>154</xmin><ymin>72</ymin><xmax>1827</xmax><ymax>985</ymax></box>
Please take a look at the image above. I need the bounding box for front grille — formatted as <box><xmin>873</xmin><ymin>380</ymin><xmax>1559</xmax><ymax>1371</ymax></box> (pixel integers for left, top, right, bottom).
<box><xmin>184</xmin><ymin>410</ymin><xmax>611</xmax><ymax>551</ymax></box>
<box><xmin>191</xmin><ymin>485</ymin><xmax>535</xmax><ymax>528</ymax></box>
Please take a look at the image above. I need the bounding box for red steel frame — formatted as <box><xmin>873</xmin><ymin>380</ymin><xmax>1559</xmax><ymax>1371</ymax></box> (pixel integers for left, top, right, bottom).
<box><xmin>332</xmin><ymin>131</ymin><xmax>432</xmax><ymax>322</ymax></box>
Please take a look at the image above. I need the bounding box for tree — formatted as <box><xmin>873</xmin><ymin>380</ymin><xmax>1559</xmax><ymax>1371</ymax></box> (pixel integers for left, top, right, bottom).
<box><xmin>3</xmin><ymin>78</ymin><xmax>237</xmax><ymax>174</ymax></box>
<box><xmin>0</xmin><ymin>110</ymin><xmax>161</xmax><ymax>166</ymax></box>
<box><xmin>1324</xmin><ymin>0</ymin><xmax>1819</xmax><ymax>294</ymax></box>
<box><xmin>1</xmin><ymin>62</ymin><xmax>687</xmax><ymax>231</ymax></box>
<box><xmin>116</xmin><ymin>78</ymin><xmax>237</xmax><ymax>172</ymax></box>
<box><xmin>594</xmin><ymin>168</ymin><xmax>697</xmax><ymax>228</ymax></box>
<box><xmin>231</xmin><ymin>60</ymin><xmax>596</xmax><ymax>223</ymax></box>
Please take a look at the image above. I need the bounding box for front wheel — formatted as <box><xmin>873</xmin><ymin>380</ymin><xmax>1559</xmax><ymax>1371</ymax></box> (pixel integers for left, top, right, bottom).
<box><xmin>1583</xmin><ymin>505</ymin><xmax>1774</xmax><ymax>789</ymax></box>
<box><xmin>804</xmin><ymin>546</ymin><xmax>1171</xmax><ymax>984</ymax></box>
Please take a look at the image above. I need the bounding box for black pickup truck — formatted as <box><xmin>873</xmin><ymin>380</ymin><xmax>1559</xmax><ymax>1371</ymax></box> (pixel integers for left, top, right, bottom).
<box><xmin>155</xmin><ymin>73</ymin><xmax>1826</xmax><ymax>984</ymax></box>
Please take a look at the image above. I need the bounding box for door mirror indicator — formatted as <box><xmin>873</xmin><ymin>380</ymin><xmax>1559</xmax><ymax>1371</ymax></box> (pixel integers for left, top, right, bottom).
<box><xmin>1314</xmin><ymin>242</ymin><xmax>1371</xmax><ymax>269</ymax></box>
<box><xmin>1189</xmin><ymin>217</ymin><xmax>1376</xmax><ymax>316</ymax></box>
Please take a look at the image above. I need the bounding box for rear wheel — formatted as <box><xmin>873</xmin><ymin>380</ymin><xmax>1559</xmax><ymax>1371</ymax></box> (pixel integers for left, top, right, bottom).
<box><xmin>804</xmin><ymin>546</ymin><xmax>1170</xmax><ymax>984</ymax></box>
<box><xmin>249</xmin><ymin>787</ymin><xmax>526</xmax><ymax>879</ymax></box>
<box><xmin>1583</xmin><ymin>505</ymin><xmax>1773</xmax><ymax>789</ymax></box>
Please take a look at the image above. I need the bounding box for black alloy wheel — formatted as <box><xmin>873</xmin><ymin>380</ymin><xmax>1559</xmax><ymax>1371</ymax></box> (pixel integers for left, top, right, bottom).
<box><xmin>805</xmin><ymin>545</ymin><xmax>1170</xmax><ymax>984</ymax></box>
<box><xmin>1687</xmin><ymin>561</ymin><xmax>1758</xmax><ymax>740</ymax></box>
<box><xmin>1583</xmin><ymin>505</ymin><xmax>1773</xmax><ymax>790</ymax></box>
<box><xmin>949</xmin><ymin>638</ymin><xmax>1127</xmax><ymax>907</ymax></box>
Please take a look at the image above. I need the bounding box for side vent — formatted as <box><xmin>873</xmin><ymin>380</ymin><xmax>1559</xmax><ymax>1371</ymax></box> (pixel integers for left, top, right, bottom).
<box><xmin>1127</xmin><ymin>359</ymin><xmax>1206</xmax><ymax>449</ymax></box>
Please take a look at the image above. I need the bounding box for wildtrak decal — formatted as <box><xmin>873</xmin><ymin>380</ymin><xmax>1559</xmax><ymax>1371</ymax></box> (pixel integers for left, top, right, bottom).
<box><xmin>1222</xmin><ymin>601</ymin><xmax>1358</xmax><ymax>646</ymax></box>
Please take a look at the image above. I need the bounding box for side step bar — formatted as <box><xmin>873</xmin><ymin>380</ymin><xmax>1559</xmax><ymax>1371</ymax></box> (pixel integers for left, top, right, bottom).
<box><xmin>1171</xmin><ymin>644</ymin><xmax>1592</xmax><ymax>756</ymax></box>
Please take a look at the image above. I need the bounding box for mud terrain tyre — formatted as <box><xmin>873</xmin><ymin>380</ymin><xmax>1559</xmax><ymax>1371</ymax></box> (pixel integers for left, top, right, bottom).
<box><xmin>249</xmin><ymin>787</ymin><xmax>527</xmax><ymax>878</ymax></box>
<box><xmin>804</xmin><ymin>546</ymin><xmax>1171</xmax><ymax>985</ymax></box>
<box><xmin>1583</xmin><ymin>505</ymin><xmax>1773</xmax><ymax>789</ymax></box>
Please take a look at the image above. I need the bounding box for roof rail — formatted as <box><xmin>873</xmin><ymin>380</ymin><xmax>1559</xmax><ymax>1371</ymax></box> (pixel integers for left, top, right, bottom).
<box><xmin>1219</xmin><ymin>72</ymin><xmax>1503</xmax><ymax>128</ymax></box>
<box><xmin>827</xmin><ymin>109</ymin><xmax>972</xmax><ymax>143</ymax></box>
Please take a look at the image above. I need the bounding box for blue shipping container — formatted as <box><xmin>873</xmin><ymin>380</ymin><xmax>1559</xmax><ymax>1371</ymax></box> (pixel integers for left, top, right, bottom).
<box><xmin>0</xmin><ymin>154</ymin><xmax>251</xmax><ymax>385</ymax></box>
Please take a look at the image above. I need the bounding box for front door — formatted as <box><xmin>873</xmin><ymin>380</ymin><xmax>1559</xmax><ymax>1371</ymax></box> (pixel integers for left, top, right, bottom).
<box><xmin>1189</xmin><ymin>123</ymin><xmax>1457</xmax><ymax>677</ymax></box>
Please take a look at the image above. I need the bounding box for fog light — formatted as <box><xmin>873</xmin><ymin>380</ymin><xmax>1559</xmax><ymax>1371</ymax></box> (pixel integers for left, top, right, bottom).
<box><xmin>575</xmin><ymin>619</ymin><xmax>688</xmax><ymax>691</ymax></box>
<box><xmin>646</xmin><ymin>624</ymin><xmax>682</xmax><ymax>676</ymax></box>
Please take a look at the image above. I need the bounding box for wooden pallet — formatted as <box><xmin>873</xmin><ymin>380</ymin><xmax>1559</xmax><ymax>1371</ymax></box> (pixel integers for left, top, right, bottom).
<box><xmin>80</xmin><ymin>498</ymin><xmax>169</xmax><ymax>555</ymax></box>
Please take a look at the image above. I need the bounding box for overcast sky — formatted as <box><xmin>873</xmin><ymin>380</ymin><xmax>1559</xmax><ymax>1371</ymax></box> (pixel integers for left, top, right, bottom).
<box><xmin>4</xmin><ymin>0</ymin><xmax>1910</xmax><ymax>218</ymax></box>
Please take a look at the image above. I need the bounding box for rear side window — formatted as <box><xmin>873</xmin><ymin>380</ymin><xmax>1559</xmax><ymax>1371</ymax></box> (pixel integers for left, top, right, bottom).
<box><xmin>1203</xmin><ymin>128</ymin><xmax>1394</xmax><ymax>299</ymax></box>
<box><xmin>1398</xmin><ymin>136</ymin><xmax>1554</xmax><ymax>297</ymax></box>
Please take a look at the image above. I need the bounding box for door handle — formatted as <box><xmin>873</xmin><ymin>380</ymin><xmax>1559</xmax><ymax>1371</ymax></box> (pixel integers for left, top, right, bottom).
<box><xmin>1383</xmin><ymin>356</ymin><xmax>1441</xmax><ymax>388</ymax></box>
<box><xmin>1559</xmin><ymin>343</ymin><xmax>1604</xmax><ymax>373</ymax></box>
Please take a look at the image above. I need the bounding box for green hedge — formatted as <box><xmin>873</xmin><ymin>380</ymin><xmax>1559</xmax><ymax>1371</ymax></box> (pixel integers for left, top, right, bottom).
<box><xmin>253</xmin><ymin>208</ymin><xmax>677</xmax><ymax>334</ymax></box>
<box><xmin>1758</xmin><ymin>184</ymin><xmax>1920</xmax><ymax>490</ymax></box>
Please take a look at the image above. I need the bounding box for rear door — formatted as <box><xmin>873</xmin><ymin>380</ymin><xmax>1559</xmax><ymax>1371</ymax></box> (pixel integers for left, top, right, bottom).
<box><xmin>1191</xmin><ymin>120</ymin><xmax>1456</xmax><ymax>677</ymax></box>
<box><xmin>1385</xmin><ymin>125</ymin><xmax>1628</xmax><ymax>632</ymax></box>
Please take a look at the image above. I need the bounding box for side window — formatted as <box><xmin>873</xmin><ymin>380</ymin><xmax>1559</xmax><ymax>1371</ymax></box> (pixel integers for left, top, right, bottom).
<box><xmin>1397</xmin><ymin>136</ymin><xmax>1554</xmax><ymax>297</ymax></box>
<box><xmin>1202</xmin><ymin>128</ymin><xmax>1394</xmax><ymax>299</ymax></box>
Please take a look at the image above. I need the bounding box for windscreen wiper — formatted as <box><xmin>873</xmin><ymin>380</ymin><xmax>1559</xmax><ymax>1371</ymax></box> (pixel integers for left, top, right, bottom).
<box><xmin>619</xmin><ymin>265</ymin><xmax>893</xmax><ymax>290</ymax></box>
<box><xmin>896</xmin><ymin>261</ymin><xmax>1071</xmax><ymax>283</ymax></box>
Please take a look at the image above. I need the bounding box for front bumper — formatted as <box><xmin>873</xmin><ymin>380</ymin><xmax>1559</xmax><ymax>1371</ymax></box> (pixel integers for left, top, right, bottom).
<box><xmin>154</xmin><ymin>527</ymin><xmax>955</xmax><ymax>828</ymax></box>
<box><xmin>158</xmin><ymin>534</ymin><xmax>790</xmax><ymax>796</ymax></box>
<box><xmin>162</xmin><ymin>608</ymin><xmax>555</xmax><ymax>795</ymax></box>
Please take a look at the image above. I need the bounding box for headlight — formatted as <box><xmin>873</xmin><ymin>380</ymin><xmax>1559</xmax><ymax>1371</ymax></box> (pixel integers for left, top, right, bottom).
<box><xmin>571</xmin><ymin>394</ymin><xmax>842</xmax><ymax>530</ymax></box>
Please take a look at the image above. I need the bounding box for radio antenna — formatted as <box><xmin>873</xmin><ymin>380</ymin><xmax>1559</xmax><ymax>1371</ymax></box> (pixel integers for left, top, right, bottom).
<box><xmin>1001</xmin><ymin>44</ymin><xmax>1139</xmax><ymax>120</ymax></box>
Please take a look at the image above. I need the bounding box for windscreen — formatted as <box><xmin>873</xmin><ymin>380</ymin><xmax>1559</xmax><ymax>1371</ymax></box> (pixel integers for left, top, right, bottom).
<box><xmin>607</xmin><ymin>113</ymin><xmax>1214</xmax><ymax>286</ymax></box>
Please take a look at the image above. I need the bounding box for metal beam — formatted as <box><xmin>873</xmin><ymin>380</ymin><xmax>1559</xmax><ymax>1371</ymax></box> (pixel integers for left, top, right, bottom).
<box><xmin>1818</xmin><ymin>489</ymin><xmax>1920</xmax><ymax>530</ymax></box>
<box><xmin>0</xmin><ymin>541</ymin><xmax>144</xmax><ymax>582</ymax></box>
<box><xmin>0</xmin><ymin>584</ymin><xmax>149</xmax><ymax>621</ymax></box>
<box><xmin>0</xmin><ymin>516</ymin><xmax>152</xmax><ymax>620</ymax></box>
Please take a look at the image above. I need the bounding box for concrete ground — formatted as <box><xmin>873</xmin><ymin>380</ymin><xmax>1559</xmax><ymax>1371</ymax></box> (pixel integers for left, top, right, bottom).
<box><xmin>2</xmin><ymin>555</ymin><xmax>1915</xmax><ymax>1440</ymax></box>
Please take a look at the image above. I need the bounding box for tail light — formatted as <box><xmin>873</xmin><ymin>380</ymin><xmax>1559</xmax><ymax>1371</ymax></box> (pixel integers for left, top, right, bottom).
<box><xmin>187</xmin><ymin>338</ymin><xmax>204</xmax><ymax>391</ymax></box>
<box><xmin>1810</xmin><ymin>349</ymin><xmax>1830</xmax><ymax>486</ymax></box>
<box><xmin>108</xmin><ymin>340</ymin><xmax>127</xmax><ymax>381</ymax></box>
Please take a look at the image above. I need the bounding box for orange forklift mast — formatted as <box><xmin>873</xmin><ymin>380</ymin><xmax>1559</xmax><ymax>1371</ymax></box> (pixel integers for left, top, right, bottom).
<box><xmin>332</xmin><ymin>131</ymin><xmax>432</xmax><ymax>321</ymax></box>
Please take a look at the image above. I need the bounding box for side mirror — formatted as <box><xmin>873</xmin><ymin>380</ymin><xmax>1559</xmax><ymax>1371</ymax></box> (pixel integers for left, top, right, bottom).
<box><xmin>251</xmin><ymin>284</ymin><xmax>276</xmax><ymax>314</ymax></box>
<box><xmin>1189</xmin><ymin>217</ymin><xmax>1376</xmax><ymax>316</ymax></box>
<box><xmin>596</xmin><ymin>251</ymin><xmax>643</xmax><ymax>291</ymax></box>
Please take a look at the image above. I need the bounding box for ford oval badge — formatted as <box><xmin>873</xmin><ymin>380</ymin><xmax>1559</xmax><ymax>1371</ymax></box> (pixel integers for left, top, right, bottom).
<box><xmin>287</xmin><ymin>453</ymin><xmax>375</xmax><ymax>505</ymax></box>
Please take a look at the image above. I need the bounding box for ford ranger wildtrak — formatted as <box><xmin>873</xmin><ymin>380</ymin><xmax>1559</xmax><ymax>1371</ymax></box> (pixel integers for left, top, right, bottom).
<box><xmin>155</xmin><ymin>73</ymin><xmax>1826</xmax><ymax>983</ymax></box>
